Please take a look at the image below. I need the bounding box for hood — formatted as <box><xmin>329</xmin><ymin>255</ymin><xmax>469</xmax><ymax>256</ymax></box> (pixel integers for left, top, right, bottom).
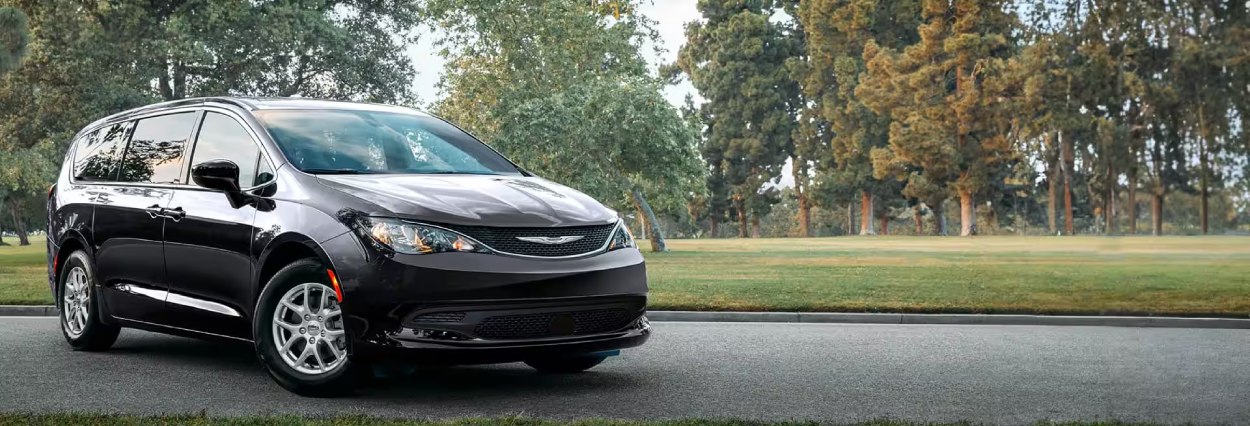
<box><xmin>316</xmin><ymin>174</ymin><xmax>619</xmax><ymax>227</ymax></box>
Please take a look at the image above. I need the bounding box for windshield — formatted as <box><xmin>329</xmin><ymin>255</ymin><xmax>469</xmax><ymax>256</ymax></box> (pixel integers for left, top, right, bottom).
<box><xmin>255</xmin><ymin>110</ymin><xmax>522</xmax><ymax>176</ymax></box>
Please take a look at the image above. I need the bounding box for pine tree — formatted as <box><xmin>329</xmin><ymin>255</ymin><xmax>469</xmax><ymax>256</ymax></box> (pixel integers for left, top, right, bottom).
<box><xmin>792</xmin><ymin>0</ymin><xmax>921</xmax><ymax>235</ymax></box>
<box><xmin>858</xmin><ymin>0</ymin><xmax>1018</xmax><ymax>236</ymax></box>
<box><xmin>672</xmin><ymin>0</ymin><xmax>800</xmax><ymax>238</ymax></box>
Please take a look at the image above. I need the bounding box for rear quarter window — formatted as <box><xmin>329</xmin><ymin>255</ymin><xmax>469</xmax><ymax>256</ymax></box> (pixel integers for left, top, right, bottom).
<box><xmin>73</xmin><ymin>122</ymin><xmax>135</xmax><ymax>181</ymax></box>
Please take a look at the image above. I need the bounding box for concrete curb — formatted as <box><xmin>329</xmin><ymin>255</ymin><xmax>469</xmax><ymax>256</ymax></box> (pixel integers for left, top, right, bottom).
<box><xmin>0</xmin><ymin>305</ymin><xmax>60</xmax><ymax>317</ymax></box>
<box><xmin>645</xmin><ymin>310</ymin><xmax>1250</xmax><ymax>329</ymax></box>
<box><xmin>6</xmin><ymin>305</ymin><xmax>1249</xmax><ymax>329</ymax></box>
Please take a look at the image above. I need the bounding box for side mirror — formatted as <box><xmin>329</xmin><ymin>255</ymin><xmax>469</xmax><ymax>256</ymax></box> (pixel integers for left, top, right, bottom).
<box><xmin>191</xmin><ymin>160</ymin><xmax>241</xmax><ymax>193</ymax></box>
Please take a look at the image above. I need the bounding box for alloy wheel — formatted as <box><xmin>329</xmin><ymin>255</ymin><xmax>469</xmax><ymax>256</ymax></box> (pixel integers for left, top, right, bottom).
<box><xmin>271</xmin><ymin>282</ymin><xmax>347</xmax><ymax>375</ymax></box>
<box><xmin>62</xmin><ymin>266</ymin><xmax>90</xmax><ymax>338</ymax></box>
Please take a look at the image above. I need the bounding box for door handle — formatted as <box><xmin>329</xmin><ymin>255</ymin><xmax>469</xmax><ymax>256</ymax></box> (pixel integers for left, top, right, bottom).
<box><xmin>166</xmin><ymin>206</ymin><xmax>186</xmax><ymax>221</ymax></box>
<box><xmin>145</xmin><ymin>204</ymin><xmax>164</xmax><ymax>219</ymax></box>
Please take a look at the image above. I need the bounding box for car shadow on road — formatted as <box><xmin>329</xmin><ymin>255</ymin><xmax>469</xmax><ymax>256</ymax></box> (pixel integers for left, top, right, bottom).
<box><xmin>360</xmin><ymin>364</ymin><xmax>649</xmax><ymax>401</ymax></box>
<box><xmin>107</xmin><ymin>332</ymin><xmax>260</xmax><ymax>372</ymax></box>
<box><xmin>106</xmin><ymin>332</ymin><xmax>648</xmax><ymax>399</ymax></box>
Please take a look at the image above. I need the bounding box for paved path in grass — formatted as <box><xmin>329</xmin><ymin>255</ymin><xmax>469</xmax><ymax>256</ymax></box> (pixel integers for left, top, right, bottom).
<box><xmin>2</xmin><ymin>317</ymin><xmax>1248</xmax><ymax>424</ymax></box>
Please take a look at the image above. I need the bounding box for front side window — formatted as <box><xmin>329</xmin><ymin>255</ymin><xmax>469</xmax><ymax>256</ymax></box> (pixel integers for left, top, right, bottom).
<box><xmin>191</xmin><ymin>112</ymin><xmax>264</xmax><ymax>188</ymax></box>
<box><xmin>73</xmin><ymin>122</ymin><xmax>135</xmax><ymax>181</ymax></box>
<box><xmin>255</xmin><ymin>110</ymin><xmax>521</xmax><ymax>176</ymax></box>
<box><xmin>118</xmin><ymin>112</ymin><xmax>197</xmax><ymax>184</ymax></box>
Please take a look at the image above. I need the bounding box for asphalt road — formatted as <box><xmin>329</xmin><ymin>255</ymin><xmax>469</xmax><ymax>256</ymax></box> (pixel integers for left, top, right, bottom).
<box><xmin>2</xmin><ymin>317</ymin><xmax>1248</xmax><ymax>425</ymax></box>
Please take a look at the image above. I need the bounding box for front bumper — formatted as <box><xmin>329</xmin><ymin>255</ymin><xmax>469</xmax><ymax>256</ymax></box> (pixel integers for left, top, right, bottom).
<box><xmin>320</xmin><ymin>232</ymin><xmax>650</xmax><ymax>364</ymax></box>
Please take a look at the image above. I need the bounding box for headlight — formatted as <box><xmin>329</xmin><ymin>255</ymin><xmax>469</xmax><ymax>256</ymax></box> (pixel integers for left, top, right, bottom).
<box><xmin>608</xmin><ymin>221</ymin><xmax>636</xmax><ymax>251</ymax></box>
<box><xmin>356</xmin><ymin>217</ymin><xmax>491</xmax><ymax>255</ymax></box>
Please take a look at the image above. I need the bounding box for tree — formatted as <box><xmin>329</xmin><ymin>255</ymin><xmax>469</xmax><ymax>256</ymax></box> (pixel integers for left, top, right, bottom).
<box><xmin>7</xmin><ymin>0</ymin><xmax>421</xmax><ymax>103</ymax></box>
<box><xmin>0</xmin><ymin>0</ymin><xmax>422</xmax><ymax>244</ymax></box>
<box><xmin>1169</xmin><ymin>0</ymin><xmax>1237</xmax><ymax>235</ymax></box>
<box><xmin>494</xmin><ymin>78</ymin><xmax>703</xmax><ymax>252</ymax></box>
<box><xmin>672</xmin><ymin>0</ymin><xmax>799</xmax><ymax>238</ymax></box>
<box><xmin>858</xmin><ymin>0</ymin><xmax>1019</xmax><ymax>237</ymax></box>
<box><xmin>0</xmin><ymin>6</ymin><xmax>27</xmax><ymax>74</ymax></box>
<box><xmin>0</xmin><ymin>140</ymin><xmax>53</xmax><ymax>245</ymax></box>
<box><xmin>428</xmin><ymin>0</ymin><xmax>698</xmax><ymax>251</ymax></box>
<box><xmin>792</xmin><ymin>0</ymin><xmax>921</xmax><ymax>235</ymax></box>
<box><xmin>429</xmin><ymin>0</ymin><xmax>651</xmax><ymax>142</ymax></box>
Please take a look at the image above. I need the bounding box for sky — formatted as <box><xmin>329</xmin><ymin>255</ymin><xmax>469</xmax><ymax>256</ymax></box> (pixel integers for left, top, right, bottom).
<box><xmin>404</xmin><ymin>1</ymin><xmax>701</xmax><ymax>108</ymax></box>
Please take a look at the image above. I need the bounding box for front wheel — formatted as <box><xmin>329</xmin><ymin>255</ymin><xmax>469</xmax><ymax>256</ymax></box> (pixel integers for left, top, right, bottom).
<box><xmin>254</xmin><ymin>259</ymin><xmax>361</xmax><ymax>397</ymax></box>
<box><xmin>524</xmin><ymin>354</ymin><xmax>608</xmax><ymax>373</ymax></box>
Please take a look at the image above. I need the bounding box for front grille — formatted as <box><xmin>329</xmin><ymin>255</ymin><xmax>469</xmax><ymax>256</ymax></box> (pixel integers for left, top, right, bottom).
<box><xmin>473</xmin><ymin>308</ymin><xmax>632</xmax><ymax>340</ymax></box>
<box><xmin>447</xmin><ymin>224</ymin><xmax>616</xmax><ymax>257</ymax></box>
<box><xmin>410</xmin><ymin>311</ymin><xmax>465</xmax><ymax>323</ymax></box>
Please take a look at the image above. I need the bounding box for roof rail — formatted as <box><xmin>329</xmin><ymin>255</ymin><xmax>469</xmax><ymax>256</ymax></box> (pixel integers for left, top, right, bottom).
<box><xmin>76</xmin><ymin>96</ymin><xmax>257</xmax><ymax>139</ymax></box>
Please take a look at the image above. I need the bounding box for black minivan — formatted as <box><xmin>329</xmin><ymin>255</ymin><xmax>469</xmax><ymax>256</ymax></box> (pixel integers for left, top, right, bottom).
<box><xmin>46</xmin><ymin>97</ymin><xmax>650</xmax><ymax>396</ymax></box>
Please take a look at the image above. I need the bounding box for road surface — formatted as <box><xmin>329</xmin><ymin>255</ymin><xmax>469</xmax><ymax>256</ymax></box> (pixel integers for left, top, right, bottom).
<box><xmin>2</xmin><ymin>317</ymin><xmax>1248</xmax><ymax>424</ymax></box>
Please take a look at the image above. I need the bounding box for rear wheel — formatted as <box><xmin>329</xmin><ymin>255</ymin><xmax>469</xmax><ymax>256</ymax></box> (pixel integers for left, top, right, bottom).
<box><xmin>524</xmin><ymin>354</ymin><xmax>608</xmax><ymax>373</ymax></box>
<box><xmin>58</xmin><ymin>250</ymin><xmax>120</xmax><ymax>351</ymax></box>
<box><xmin>254</xmin><ymin>259</ymin><xmax>360</xmax><ymax>396</ymax></box>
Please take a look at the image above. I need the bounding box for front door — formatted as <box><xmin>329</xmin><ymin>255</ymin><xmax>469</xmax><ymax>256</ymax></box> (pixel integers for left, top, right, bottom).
<box><xmin>161</xmin><ymin>111</ymin><xmax>274</xmax><ymax>339</ymax></box>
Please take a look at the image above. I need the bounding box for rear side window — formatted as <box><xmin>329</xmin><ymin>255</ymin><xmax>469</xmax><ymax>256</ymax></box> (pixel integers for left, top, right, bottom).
<box><xmin>190</xmin><ymin>112</ymin><xmax>263</xmax><ymax>188</ymax></box>
<box><xmin>73</xmin><ymin>122</ymin><xmax>134</xmax><ymax>181</ymax></box>
<box><xmin>118</xmin><ymin>112</ymin><xmax>198</xmax><ymax>184</ymax></box>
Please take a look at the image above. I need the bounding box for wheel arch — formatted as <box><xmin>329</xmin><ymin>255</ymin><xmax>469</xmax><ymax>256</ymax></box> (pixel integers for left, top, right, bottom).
<box><xmin>253</xmin><ymin>233</ymin><xmax>336</xmax><ymax>312</ymax></box>
<box><xmin>51</xmin><ymin>232</ymin><xmax>93</xmax><ymax>302</ymax></box>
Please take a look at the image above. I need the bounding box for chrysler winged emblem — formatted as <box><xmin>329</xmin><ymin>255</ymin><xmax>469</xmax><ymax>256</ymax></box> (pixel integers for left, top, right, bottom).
<box><xmin>516</xmin><ymin>235</ymin><xmax>585</xmax><ymax>245</ymax></box>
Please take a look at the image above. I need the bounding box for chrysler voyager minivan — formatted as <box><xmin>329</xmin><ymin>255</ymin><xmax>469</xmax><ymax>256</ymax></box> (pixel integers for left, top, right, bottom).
<box><xmin>46</xmin><ymin>97</ymin><xmax>650</xmax><ymax>396</ymax></box>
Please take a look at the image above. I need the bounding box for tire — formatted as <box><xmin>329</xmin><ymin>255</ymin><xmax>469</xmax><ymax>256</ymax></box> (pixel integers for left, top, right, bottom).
<box><xmin>58</xmin><ymin>250</ymin><xmax>120</xmax><ymax>351</ymax></box>
<box><xmin>524</xmin><ymin>354</ymin><xmax>608</xmax><ymax>374</ymax></box>
<box><xmin>253</xmin><ymin>259</ymin><xmax>362</xmax><ymax>397</ymax></box>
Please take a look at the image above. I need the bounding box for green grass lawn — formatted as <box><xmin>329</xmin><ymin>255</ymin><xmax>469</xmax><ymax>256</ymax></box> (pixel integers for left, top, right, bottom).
<box><xmin>4</xmin><ymin>235</ymin><xmax>1249</xmax><ymax>317</ymax></box>
<box><xmin>0</xmin><ymin>414</ymin><xmax>1162</xmax><ymax>426</ymax></box>
<box><xmin>640</xmin><ymin>236</ymin><xmax>1250</xmax><ymax>317</ymax></box>
<box><xmin>0</xmin><ymin>235</ymin><xmax>49</xmax><ymax>306</ymax></box>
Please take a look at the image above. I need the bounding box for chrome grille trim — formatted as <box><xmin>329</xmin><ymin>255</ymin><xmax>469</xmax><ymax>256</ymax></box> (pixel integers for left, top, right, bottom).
<box><xmin>446</xmin><ymin>221</ymin><xmax>621</xmax><ymax>259</ymax></box>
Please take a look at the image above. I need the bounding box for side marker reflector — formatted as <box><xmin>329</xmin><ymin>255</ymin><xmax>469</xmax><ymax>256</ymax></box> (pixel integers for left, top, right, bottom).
<box><xmin>326</xmin><ymin>269</ymin><xmax>343</xmax><ymax>302</ymax></box>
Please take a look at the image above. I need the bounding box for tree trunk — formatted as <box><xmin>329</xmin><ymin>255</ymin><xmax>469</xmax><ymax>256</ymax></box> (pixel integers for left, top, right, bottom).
<box><xmin>859</xmin><ymin>191</ymin><xmax>874</xmax><ymax>235</ymax></box>
<box><xmin>914</xmin><ymin>205</ymin><xmax>924</xmax><ymax>235</ymax></box>
<box><xmin>632</xmin><ymin>203</ymin><xmax>647</xmax><ymax>241</ymax></box>
<box><xmin>846</xmin><ymin>203</ymin><xmax>854</xmax><ymax>236</ymax></box>
<box><xmin>750</xmin><ymin>215</ymin><xmax>761</xmax><ymax>238</ymax></box>
<box><xmin>796</xmin><ymin>193</ymin><xmax>811</xmax><ymax>238</ymax></box>
<box><xmin>1047</xmin><ymin>162</ymin><xmax>1058</xmax><ymax>234</ymax></box>
<box><xmin>1127</xmin><ymin>171</ymin><xmax>1138</xmax><ymax>235</ymax></box>
<box><xmin>1046</xmin><ymin>132</ymin><xmax>1058</xmax><ymax>234</ymax></box>
<box><xmin>1105</xmin><ymin>165</ymin><xmax>1116</xmax><ymax>236</ymax></box>
<box><xmin>1151</xmin><ymin>192</ymin><xmax>1164</xmax><ymax>236</ymax></box>
<box><xmin>1061</xmin><ymin>131</ymin><xmax>1075</xmax><ymax>235</ymax></box>
<box><xmin>1198</xmin><ymin>108</ymin><xmax>1210</xmax><ymax>234</ymax></box>
<box><xmin>9</xmin><ymin>201</ymin><xmax>30</xmax><ymax>246</ymax></box>
<box><xmin>630</xmin><ymin>188</ymin><xmax>667</xmax><ymax>252</ymax></box>
<box><xmin>735</xmin><ymin>198</ymin><xmax>747</xmax><ymax>238</ymax></box>
<box><xmin>1198</xmin><ymin>140</ymin><xmax>1210</xmax><ymax>235</ymax></box>
<box><xmin>709</xmin><ymin>217</ymin><xmax>719</xmax><ymax>238</ymax></box>
<box><xmin>928</xmin><ymin>199</ymin><xmax>946</xmax><ymax>236</ymax></box>
<box><xmin>878</xmin><ymin>215</ymin><xmax>889</xmax><ymax>236</ymax></box>
<box><xmin>958</xmin><ymin>188</ymin><xmax>975</xmax><ymax>237</ymax></box>
<box><xmin>794</xmin><ymin>165</ymin><xmax>811</xmax><ymax>237</ymax></box>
